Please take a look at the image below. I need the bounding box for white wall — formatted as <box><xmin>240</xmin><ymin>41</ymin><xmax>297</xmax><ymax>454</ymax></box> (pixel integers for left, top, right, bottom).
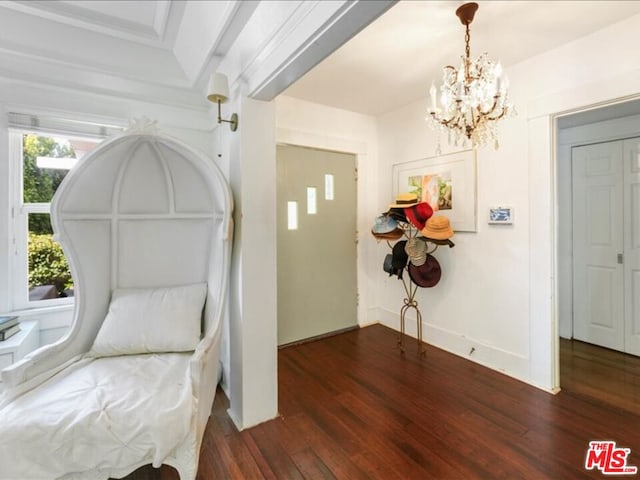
<box><xmin>375</xmin><ymin>13</ymin><xmax>640</xmax><ymax>392</ymax></box>
<box><xmin>275</xmin><ymin>95</ymin><xmax>380</xmax><ymax>328</ymax></box>
<box><xmin>376</xmin><ymin>97</ymin><xmax>532</xmax><ymax>382</ymax></box>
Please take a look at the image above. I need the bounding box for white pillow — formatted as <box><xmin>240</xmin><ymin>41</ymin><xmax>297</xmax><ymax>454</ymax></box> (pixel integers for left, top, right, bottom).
<box><xmin>90</xmin><ymin>283</ymin><xmax>207</xmax><ymax>357</ymax></box>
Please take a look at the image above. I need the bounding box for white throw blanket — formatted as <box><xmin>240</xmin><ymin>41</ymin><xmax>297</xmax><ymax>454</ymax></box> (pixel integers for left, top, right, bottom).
<box><xmin>0</xmin><ymin>352</ymin><xmax>193</xmax><ymax>480</ymax></box>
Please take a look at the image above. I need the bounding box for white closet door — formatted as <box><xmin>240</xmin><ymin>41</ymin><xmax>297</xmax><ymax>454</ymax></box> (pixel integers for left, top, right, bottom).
<box><xmin>624</xmin><ymin>138</ymin><xmax>640</xmax><ymax>356</ymax></box>
<box><xmin>572</xmin><ymin>141</ymin><xmax>624</xmax><ymax>351</ymax></box>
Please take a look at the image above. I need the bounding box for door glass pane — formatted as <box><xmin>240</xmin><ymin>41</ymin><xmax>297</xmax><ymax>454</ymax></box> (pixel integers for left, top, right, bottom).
<box><xmin>325</xmin><ymin>174</ymin><xmax>334</xmax><ymax>200</ymax></box>
<box><xmin>307</xmin><ymin>187</ymin><xmax>317</xmax><ymax>214</ymax></box>
<box><xmin>287</xmin><ymin>201</ymin><xmax>298</xmax><ymax>230</ymax></box>
<box><xmin>28</xmin><ymin>213</ymin><xmax>74</xmax><ymax>301</ymax></box>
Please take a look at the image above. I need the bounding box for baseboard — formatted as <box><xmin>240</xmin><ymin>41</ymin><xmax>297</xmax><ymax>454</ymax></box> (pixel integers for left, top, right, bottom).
<box><xmin>278</xmin><ymin>325</ymin><xmax>360</xmax><ymax>349</ymax></box>
<box><xmin>369</xmin><ymin>307</ymin><xmax>557</xmax><ymax>393</ymax></box>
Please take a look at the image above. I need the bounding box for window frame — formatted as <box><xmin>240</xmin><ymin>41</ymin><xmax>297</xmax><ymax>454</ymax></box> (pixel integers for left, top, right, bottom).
<box><xmin>9</xmin><ymin>129</ymin><xmax>97</xmax><ymax>310</ymax></box>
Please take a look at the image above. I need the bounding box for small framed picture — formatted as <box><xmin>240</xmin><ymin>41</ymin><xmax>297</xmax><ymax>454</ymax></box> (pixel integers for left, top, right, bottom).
<box><xmin>488</xmin><ymin>206</ymin><xmax>514</xmax><ymax>224</ymax></box>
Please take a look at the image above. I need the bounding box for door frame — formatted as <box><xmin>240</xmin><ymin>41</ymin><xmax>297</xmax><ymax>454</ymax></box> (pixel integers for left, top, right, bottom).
<box><xmin>276</xmin><ymin>128</ymin><xmax>368</xmax><ymax>328</ymax></box>
<box><xmin>553</xmin><ymin>99</ymin><xmax>640</xmax><ymax>388</ymax></box>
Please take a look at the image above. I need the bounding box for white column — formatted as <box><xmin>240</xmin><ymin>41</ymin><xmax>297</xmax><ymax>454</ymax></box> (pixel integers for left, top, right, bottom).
<box><xmin>227</xmin><ymin>97</ymin><xmax>278</xmax><ymax>429</ymax></box>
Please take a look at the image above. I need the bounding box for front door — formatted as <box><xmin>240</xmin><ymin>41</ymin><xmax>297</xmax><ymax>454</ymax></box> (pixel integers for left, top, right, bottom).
<box><xmin>276</xmin><ymin>144</ymin><xmax>357</xmax><ymax>345</ymax></box>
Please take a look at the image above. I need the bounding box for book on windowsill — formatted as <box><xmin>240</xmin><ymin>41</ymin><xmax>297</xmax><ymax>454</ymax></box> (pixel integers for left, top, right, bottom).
<box><xmin>0</xmin><ymin>315</ymin><xmax>18</xmax><ymax>327</ymax></box>
<box><xmin>0</xmin><ymin>324</ymin><xmax>21</xmax><ymax>341</ymax></box>
<box><xmin>0</xmin><ymin>316</ymin><xmax>19</xmax><ymax>331</ymax></box>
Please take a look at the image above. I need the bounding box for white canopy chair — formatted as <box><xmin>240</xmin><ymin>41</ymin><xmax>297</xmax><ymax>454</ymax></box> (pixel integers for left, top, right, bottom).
<box><xmin>0</xmin><ymin>123</ymin><xmax>233</xmax><ymax>479</ymax></box>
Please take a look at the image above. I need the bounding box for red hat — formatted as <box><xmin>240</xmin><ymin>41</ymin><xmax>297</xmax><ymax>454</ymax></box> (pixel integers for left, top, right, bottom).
<box><xmin>404</xmin><ymin>202</ymin><xmax>433</xmax><ymax>230</ymax></box>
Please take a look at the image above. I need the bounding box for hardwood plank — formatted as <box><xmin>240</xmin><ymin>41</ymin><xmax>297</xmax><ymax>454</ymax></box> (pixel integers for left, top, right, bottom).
<box><xmin>560</xmin><ymin>338</ymin><xmax>640</xmax><ymax>414</ymax></box>
<box><xmin>122</xmin><ymin>325</ymin><xmax>640</xmax><ymax>479</ymax></box>
<box><xmin>290</xmin><ymin>447</ymin><xmax>337</xmax><ymax>480</ymax></box>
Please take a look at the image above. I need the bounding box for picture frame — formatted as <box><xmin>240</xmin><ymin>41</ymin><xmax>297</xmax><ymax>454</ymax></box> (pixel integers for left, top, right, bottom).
<box><xmin>392</xmin><ymin>150</ymin><xmax>477</xmax><ymax>232</ymax></box>
<box><xmin>488</xmin><ymin>206</ymin><xmax>514</xmax><ymax>224</ymax></box>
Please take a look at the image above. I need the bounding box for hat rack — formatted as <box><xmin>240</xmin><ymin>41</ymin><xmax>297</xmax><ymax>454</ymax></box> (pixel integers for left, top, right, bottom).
<box><xmin>378</xmin><ymin>217</ymin><xmax>454</xmax><ymax>356</ymax></box>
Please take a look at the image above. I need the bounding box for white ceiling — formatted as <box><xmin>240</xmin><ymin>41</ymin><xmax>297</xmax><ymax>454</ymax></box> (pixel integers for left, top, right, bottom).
<box><xmin>2</xmin><ymin>0</ymin><xmax>640</xmax><ymax>119</ymax></box>
<box><xmin>283</xmin><ymin>0</ymin><xmax>640</xmax><ymax>116</ymax></box>
<box><xmin>0</xmin><ymin>0</ymin><xmax>254</xmax><ymax>109</ymax></box>
<box><xmin>5</xmin><ymin>0</ymin><xmax>180</xmax><ymax>47</ymax></box>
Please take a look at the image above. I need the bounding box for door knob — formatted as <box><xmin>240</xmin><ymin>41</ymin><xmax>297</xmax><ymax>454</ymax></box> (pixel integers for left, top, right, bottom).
<box><xmin>617</xmin><ymin>253</ymin><xmax>624</xmax><ymax>264</ymax></box>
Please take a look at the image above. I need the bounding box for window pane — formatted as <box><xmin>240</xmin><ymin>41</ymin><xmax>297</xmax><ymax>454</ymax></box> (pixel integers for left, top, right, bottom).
<box><xmin>28</xmin><ymin>213</ymin><xmax>74</xmax><ymax>300</ymax></box>
<box><xmin>22</xmin><ymin>134</ymin><xmax>98</xmax><ymax>203</ymax></box>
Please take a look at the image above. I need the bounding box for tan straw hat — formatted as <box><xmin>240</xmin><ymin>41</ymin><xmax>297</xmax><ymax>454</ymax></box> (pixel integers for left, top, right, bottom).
<box><xmin>389</xmin><ymin>192</ymin><xmax>419</xmax><ymax>208</ymax></box>
<box><xmin>421</xmin><ymin>215</ymin><xmax>454</xmax><ymax>240</ymax></box>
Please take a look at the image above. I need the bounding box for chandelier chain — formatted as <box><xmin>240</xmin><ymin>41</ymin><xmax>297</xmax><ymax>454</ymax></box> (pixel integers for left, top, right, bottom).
<box><xmin>464</xmin><ymin>24</ymin><xmax>471</xmax><ymax>82</ymax></box>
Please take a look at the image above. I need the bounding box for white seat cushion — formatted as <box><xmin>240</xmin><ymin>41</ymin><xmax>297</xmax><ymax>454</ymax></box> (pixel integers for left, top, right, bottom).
<box><xmin>0</xmin><ymin>353</ymin><xmax>193</xmax><ymax>479</ymax></box>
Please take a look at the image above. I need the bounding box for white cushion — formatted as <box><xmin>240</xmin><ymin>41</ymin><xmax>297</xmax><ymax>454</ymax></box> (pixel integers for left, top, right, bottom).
<box><xmin>90</xmin><ymin>283</ymin><xmax>207</xmax><ymax>357</ymax></box>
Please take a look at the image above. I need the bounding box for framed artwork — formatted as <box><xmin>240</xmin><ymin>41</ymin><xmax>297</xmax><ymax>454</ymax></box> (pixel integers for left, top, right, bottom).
<box><xmin>488</xmin><ymin>206</ymin><xmax>514</xmax><ymax>224</ymax></box>
<box><xmin>392</xmin><ymin>150</ymin><xmax>477</xmax><ymax>232</ymax></box>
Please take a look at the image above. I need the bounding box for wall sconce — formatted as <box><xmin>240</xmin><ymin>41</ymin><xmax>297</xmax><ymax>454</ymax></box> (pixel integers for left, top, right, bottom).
<box><xmin>207</xmin><ymin>73</ymin><xmax>238</xmax><ymax>132</ymax></box>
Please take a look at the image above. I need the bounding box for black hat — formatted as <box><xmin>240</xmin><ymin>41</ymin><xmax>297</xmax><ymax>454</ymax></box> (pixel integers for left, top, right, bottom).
<box><xmin>384</xmin><ymin>208</ymin><xmax>408</xmax><ymax>224</ymax></box>
<box><xmin>390</xmin><ymin>240</ymin><xmax>408</xmax><ymax>279</ymax></box>
<box><xmin>383</xmin><ymin>254</ymin><xmax>394</xmax><ymax>275</ymax></box>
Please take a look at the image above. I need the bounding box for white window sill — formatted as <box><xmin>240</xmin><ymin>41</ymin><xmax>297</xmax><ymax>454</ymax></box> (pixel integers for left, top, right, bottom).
<box><xmin>6</xmin><ymin>304</ymin><xmax>74</xmax><ymax>332</ymax></box>
<box><xmin>8</xmin><ymin>303</ymin><xmax>74</xmax><ymax>318</ymax></box>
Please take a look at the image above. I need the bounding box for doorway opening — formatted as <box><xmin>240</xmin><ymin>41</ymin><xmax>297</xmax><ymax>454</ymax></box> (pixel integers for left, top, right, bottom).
<box><xmin>555</xmin><ymin>98</ymin><xmax>640</xmax><ymax>413</ymax></box>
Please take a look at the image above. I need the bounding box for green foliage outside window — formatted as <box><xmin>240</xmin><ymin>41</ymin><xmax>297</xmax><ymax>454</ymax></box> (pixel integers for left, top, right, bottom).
<box><xmin>23</xmin><ymin>134</ymin><xmax>73</xmax><ymax>234</ymax></box>
<box><xmin>23</xmin><ymin>134</ymin><xmax>75</xmax><ymax>298</ymax></box>
<box><xmin>28</xmin><ymin>233</ymin><xmax>73</xmax><ymax>296</ymax></box>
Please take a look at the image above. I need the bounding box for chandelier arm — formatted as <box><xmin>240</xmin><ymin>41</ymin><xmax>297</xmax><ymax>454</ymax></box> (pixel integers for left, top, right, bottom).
<box><xmin>429</xmin><ymin>111</ymin><xmax>458</xmax><ymax>126</ymax></box>
<box><xmin>476</xmin><ymin>96</ymin><xmax>501</xmax><ymax>116</ymax></box>
<box><xmin>486</xmin><ymin>107</ymin><xmax>509</xmax><ymax>122</ymax></box>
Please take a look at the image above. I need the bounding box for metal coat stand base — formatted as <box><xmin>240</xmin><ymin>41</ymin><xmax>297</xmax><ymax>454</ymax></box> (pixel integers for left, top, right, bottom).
<box><xmin>397</xmin><ymin>274</ymin><xmax>426</xmax><ymax>356</ymax></box>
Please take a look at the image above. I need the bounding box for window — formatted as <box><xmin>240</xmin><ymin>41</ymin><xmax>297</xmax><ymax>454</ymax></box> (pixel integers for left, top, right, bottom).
<box><xmin>7</xmin><ymin>114</ymin><xmax>122</xmax><ymax>310</ymax></box>
<box><xmin>9</xmin><ymin>132</ymin><xmax>100</xmax><ymax>308</ymax></box>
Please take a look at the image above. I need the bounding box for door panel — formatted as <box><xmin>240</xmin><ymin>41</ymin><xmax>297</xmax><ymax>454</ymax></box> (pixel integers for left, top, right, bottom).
<box><xmin>276</xmin><ymin>144</ymin><xmax>357</xmax><ymax>345</ymax></box>
<box><xmin>624</xmin><ymin>138</ymin><xmax>640</xmax><ymax>355</ymax></box>
<box><xmin>572</xmin><ymin>141</ymin><xmax>624</xmax><ymax>350</ymax></box>
<box><xmin>586</xmin><ymin>266</ymin><xmax>615</xmax><ymax>329</ymax></box>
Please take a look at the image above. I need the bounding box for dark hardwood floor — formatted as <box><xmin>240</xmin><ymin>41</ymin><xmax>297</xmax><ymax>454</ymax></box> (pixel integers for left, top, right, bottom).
<box><xmin>124</xmin><ymin>325</ymin><xmax>640</xmax><ymax>479</ymax></box>
<box><xmin>560</xmin><ymin>337</ymin><xmax>640</xmax><ymax>416</ymax></box>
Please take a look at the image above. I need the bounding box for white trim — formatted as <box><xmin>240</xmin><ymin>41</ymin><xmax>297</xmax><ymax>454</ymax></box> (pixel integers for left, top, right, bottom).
<box><xmin>8</xmin><ymin>111</ymin><xmax>123</xmax><ymax>139</ymax></box>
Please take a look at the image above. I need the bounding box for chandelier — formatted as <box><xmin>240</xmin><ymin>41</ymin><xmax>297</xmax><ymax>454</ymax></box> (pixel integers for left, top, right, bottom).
<box><xmin>427</xmin><ymin>2</ymin><xmax>515</xmax><ymax>149</ymax></box>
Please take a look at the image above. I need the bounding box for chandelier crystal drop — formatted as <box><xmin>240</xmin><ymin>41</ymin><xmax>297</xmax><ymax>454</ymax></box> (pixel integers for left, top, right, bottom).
<box><xmin>427</xmin><ymin>2</ymin><xmax>515</xmax><ymax>150</ymax></box>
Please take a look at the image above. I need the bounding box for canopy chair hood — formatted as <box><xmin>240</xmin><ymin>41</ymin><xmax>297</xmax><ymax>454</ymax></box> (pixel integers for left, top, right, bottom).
<box><xmin>0</xmin><ymin>121</ymin><xmax>233</xmax><ymax>479</ymax></box>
